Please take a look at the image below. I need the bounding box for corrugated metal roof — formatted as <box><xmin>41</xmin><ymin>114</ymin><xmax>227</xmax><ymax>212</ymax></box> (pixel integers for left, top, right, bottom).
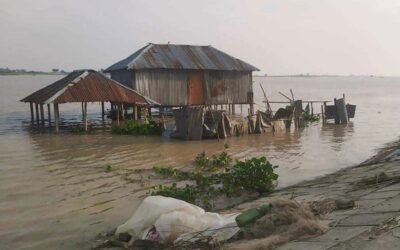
<box><xmin>20</xmin><ymin>70</ymin><xmax>159</xmax><ymax>106</ymax></box>
<box><xmin>104</xmin><ymin>44</ymin><xmax>259</xmax><ymax>72</ymax></box>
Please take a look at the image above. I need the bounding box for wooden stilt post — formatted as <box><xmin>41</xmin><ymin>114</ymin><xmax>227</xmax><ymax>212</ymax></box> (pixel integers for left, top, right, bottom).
<box><xmin>47</xmin><ymin>104</ymin><xmax>51</xmax><ymax>127</ymax></box>
<box><xmin>334</xmin><ymin>98</ymin><xmax>340</xmax><ymax>124</ymax></box>
<box><xmin>232</xmin><ymin>104</ymin><xmax>235</xmax><ymax>115</ymax></box>
<box><xmin>311</xmin><ymin>102</ymin><xmax>314</xmax><ymax>116</ymax></box>
<box><xmin>117</xmin><ymin>104</ymin><xmax>120</xmax><ymax>127</ymax></box>
<box><xmin>84</xmin><ymin>102</ymin><xmax>88</xmax><ymax>132</ymax></box>
<box><xmin>101</xmin><ymin>101</ymin><xmax>105</xmax><ymax>121</ymax></box>
<box><xmin>35</xmin><ymin>103</ymin><xmax>39</xmax><ymax>127</ymax></box>
<box><xmin>240</xmin><ymin>104</ymin><xmax>243</xmax><ymax>113</ymax></box>
<box><xmin>81</xmin><ymin>102</ymin><xmax>85</xmax><ymax>120</ymax></box>
<box><xmin>121</xmin><ymin>103</ymin><xmax>125</xmax><ymax>120</ymax></box>
<box><xmin>40</xmin><ymin>104</ymin><xmax>45</xmax><ymax>127</ymax></box>
<box><xmin>133</xmin><ymin>104</ymin><xmax>137</xmax><ymax>120</ymax></box>
<box><xmin>54</xmin><ymin>103</ymin><xmax>59</xmax><ymax>132</ymax></box>
<box><xmin>29</xmin><ymin>102</ymin><xmax>34</xmax><ymax>124</ymax></box>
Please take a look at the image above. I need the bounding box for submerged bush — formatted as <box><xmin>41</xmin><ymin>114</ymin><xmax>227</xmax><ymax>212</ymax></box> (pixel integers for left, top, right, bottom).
<box><xmin>112</xmin><ymin>120</ymin><xmax>161</xmax><ymax>136</ymax></box>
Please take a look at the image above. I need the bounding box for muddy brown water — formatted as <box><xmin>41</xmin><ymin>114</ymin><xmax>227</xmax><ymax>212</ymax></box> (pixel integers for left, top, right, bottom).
<box><xmin>0</xmin><ymin>75</ymin><xmax>399</xmax><ymax>249</ymax></box>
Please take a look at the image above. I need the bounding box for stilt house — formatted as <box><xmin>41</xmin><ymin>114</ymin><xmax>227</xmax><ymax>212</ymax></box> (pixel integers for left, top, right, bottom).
<box><xmin>104</xmin><ymin>43</ymin><xmax>259</xmax><ymax>108</ymax></box>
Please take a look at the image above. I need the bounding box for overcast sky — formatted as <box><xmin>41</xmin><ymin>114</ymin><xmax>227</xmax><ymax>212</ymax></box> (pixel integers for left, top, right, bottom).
<box><xmin>1</xmin><ymin>0</ymin><xmax>400</xmax><ymax>75</ymax></box>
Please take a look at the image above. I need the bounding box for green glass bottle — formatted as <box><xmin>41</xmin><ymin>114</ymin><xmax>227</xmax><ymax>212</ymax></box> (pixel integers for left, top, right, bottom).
<box><xmin>235</xmin><ymin>204</ymin><xmax>273</xmax><ymax>227</ymax></box>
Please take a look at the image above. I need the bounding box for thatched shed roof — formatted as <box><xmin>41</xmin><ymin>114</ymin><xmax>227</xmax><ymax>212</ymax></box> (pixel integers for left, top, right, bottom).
<box><xmin>104</xmin><ymin>43</ymin><xmax>259</xmax><ymax>72</ymax></box>
<box><xmin>21</xmin><ymin>70</ymin><xmax>159</xmax><ymax>105</ymax></box>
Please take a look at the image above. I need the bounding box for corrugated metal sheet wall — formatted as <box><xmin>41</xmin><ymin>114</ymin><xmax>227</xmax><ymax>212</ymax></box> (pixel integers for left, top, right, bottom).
<box><xmin>111</xmin><ymin>69</ymin><xmax>253</xmax><ymax>106</ymax></box>
<box><xmin>135</xmin><ymin>69</ymin><xmax>189</xmax><ymax>106</ymax></box>
<box><xmin>204</xmin><ymin>71</ymin><xmax>252</xmax><ymax>104</ymax></box>
<box><xmin>110</xmin><ymin>70</ymin><xmax>134</xmax><ymax>88</ymax></box>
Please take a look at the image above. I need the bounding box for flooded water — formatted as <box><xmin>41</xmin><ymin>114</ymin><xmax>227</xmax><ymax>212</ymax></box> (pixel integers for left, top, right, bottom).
<box><xmin>0</xmin><ymin>75</ymin><xmax>399</xmax><ymax>249</ymax></box>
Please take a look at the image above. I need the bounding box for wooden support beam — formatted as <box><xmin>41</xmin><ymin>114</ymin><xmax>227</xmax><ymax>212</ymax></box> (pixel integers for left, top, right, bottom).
<box><xmin>117</xmin><ymin>104</ymin><xmax>120</xmax><ymax>126</ymax></box>
<box><xmin>310</xmin><ymin>102</ymin><xmax>314</xmax><ymax>116</ymax></box>
<box><xmin>54</xmin><ymin>103</ymin><xmax>59</xmax><ymax>132</ymax></box>
<box><xmin>334</xmin><ymin>98</ymin><xmax>340</xmax><ymax>124</ymax></box>
<box><xmin>40</xmin><ymin>104</ymin><xmax>45</xmax><ymax>127</ymax></box>
<box><xmin>35</xmin><ymin>103</ymin><xmax>39</xmax><ymax>127</ymax></box>
<box><xmin>232</xmin><ymin>104</ymin><xmax>235</xmax><ymax>115</ymax></box>
<box><xmin>81</xmin><ymin>102</ymin><xmax>84</xmax><ymax>120</ymax></box>
<box><xmin>101</xmin><ymin>101</ymin><xmax>105</xmax><ymax>121</ymax></box>
<box><xmin>29</xmin><ymin>102</ymin><xmax>34</xmax><ymax>124</ymax></box>
<box><xmin>249</xmin><ymin>103</ymin><xmax>254</xmax><ymax>116</ymax></box>
<box><xmin>84</xmin><ymin>102</ymin><xmax>88</xmax><ymax>132</ymax></box>
<box><xmin>121</xmin><ymin>103</ymin><xmax>125</xmax><ymax>120</ymax></box>
<box><xmin>47</xmin><ymin>104</ymin><xmax>51</xmax><ymax>127</ymax></box>
<box><xmin>133</xmin><ymin>104</ymin><xmax>137</xmax><ymax>120</ymax></box>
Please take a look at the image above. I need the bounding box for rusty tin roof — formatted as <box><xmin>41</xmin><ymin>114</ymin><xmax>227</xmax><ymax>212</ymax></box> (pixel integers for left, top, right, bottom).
<box><xmin>20</xmin><ymin>70</ymin><xmax>159</xmax><ymax>105</ymax></box>
<box><xmin>104</xmin><ymin>44</ymin><xmax>259</xmax><ymax>72</ymax></box>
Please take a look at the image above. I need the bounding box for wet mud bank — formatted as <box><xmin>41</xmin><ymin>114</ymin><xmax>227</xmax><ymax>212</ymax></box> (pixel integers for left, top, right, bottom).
<box><xmin>92</xmin><ymin>139</ymin><xmax>400</xmax><ymax>249</ymax></box>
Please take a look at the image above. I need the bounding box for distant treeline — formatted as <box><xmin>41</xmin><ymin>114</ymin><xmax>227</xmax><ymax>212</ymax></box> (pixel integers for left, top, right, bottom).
<box><xmin>0</xmin><ymin>67</ymin><xmax>69</xmax><ymax>75</ymax></box>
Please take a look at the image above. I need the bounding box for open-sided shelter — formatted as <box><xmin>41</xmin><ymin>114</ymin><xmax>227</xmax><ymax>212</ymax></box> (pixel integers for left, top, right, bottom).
<box><xmin>21</xmin><ymin>69</ymin><xmax>159</xmax><ymax>131</ymax></box>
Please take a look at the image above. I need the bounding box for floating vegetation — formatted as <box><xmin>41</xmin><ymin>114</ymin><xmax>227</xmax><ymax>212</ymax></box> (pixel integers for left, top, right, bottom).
<box><xmin>105</xmin><ymin>164</ymin><xmax>112</xmax><ymax>172</ymax></box>
<box><xmin>112</xmin><ymin>119</ymin><xmax>162</xmax><ymax>136</ymax></box>
<box><xmin>194</xmin><ymin>143</ymin><xmax>232</xmax><ymax>171</ymax></box>
<box><xmin>151</xmin><ymin>147</ymin><xmax>279</xmax><ymax>208</ymax></box>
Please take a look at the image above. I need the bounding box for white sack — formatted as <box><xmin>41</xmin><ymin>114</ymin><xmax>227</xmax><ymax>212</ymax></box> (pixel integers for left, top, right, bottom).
<box><xmin>115</xmin><ymin>196</ymin><xmax>239</xmax><ymax>243</ymax></box>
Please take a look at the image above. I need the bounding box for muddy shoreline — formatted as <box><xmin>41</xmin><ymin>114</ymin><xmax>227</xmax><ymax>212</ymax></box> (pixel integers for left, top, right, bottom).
<box><xmin>92</xmin><ymin>138</ymin><xmax>400</xmax><ymax>249</ymax></box>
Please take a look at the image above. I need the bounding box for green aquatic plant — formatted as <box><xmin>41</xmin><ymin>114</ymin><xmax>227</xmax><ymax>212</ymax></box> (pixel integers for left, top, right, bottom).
<box><xmin>194</xmin><ymin>144</ymin><xmax>232</xmax><ymax>170</ymax></box>
<box><xmin>106</xmin><ymin>164</ymin><xmax>112</xmax><ymax>172</ymax></box>
<box><xmin>151</xmin><ymin>153</ymin><xmax>279</xmax><ymax>207</ymax></box>
<box><xmin>112</xmin><ymin>120</ymin><xmax>162</xmax><ymax>136</ymax></box>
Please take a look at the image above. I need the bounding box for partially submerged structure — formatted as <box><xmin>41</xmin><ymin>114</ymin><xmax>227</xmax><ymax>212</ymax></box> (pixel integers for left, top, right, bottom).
<box><xmin>21</xmin><ymin>70</ymin><xmax>158</xmax><ymax>132</ymax></box>
<box><xmin>104</xmin><ymin>43</ymin><xmax>259</xmax><ymax>111</ymax></box>
<box><xmin>104</xmin><ymin>43</ymin><xmax>259</xmax><ymax>139</ymax></box>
